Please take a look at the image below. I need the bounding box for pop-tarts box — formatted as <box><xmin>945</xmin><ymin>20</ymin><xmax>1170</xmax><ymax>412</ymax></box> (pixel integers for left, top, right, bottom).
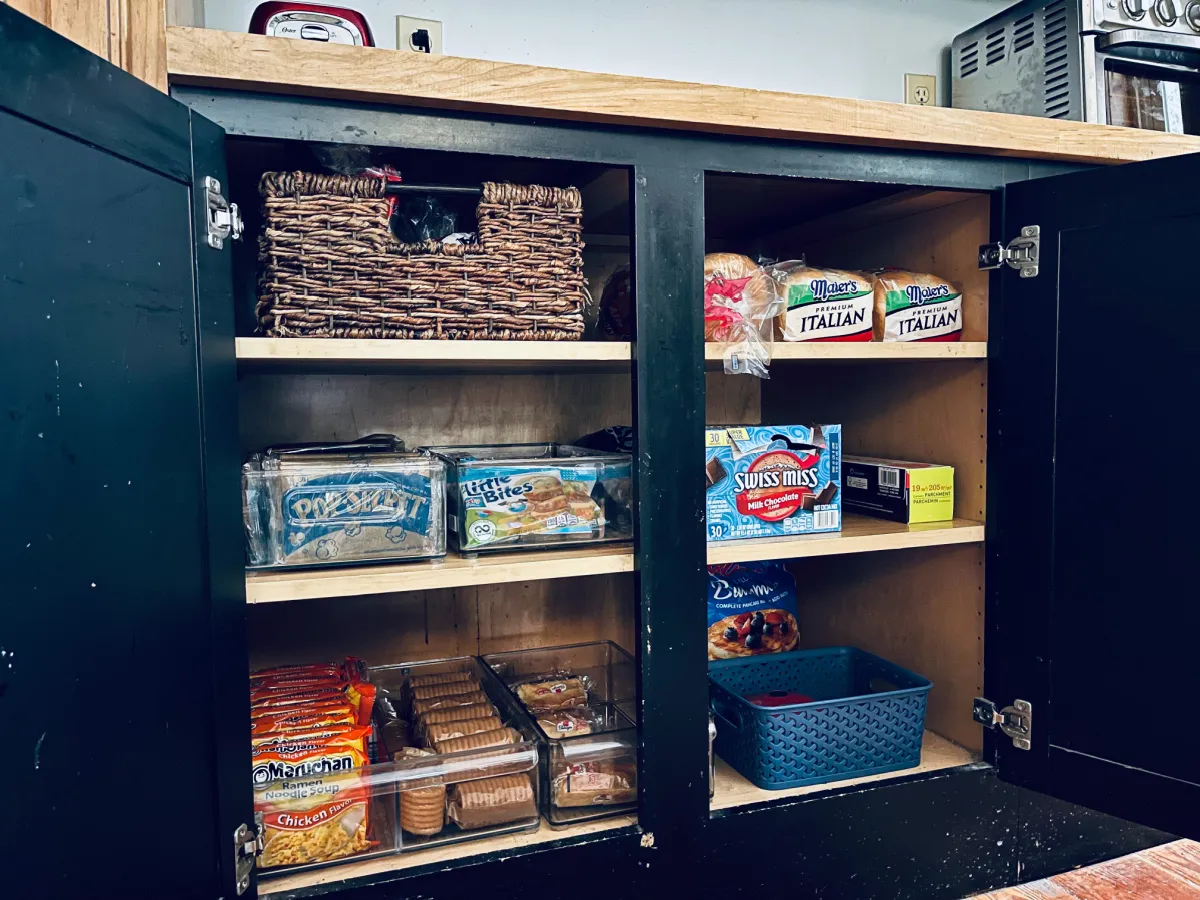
<box><xmin>704</xmin><ymin>425</ymin><xmax>841</xmax><ymax>542</ymax></box>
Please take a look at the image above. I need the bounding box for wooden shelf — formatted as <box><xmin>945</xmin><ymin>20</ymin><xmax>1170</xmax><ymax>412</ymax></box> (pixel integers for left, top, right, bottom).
<box><xmin>167</xmin><ymin>27</ymin><xmax>1200</xmax><ymax>165</ymax></box>
<box><xmin>710</xmin><ymin>731</ymin><xmax>978</xmax><ymax>812</ymax></box>
<box><xmin>705</xmin><ymin>342</ymin><xmax>986</xmax><ymax>366</ymax></box>
<box><xmin>236</xmin><ymin>337</ymin><xmax>632</xmax><ymax>372</ymax></box>
<box><xmin>245</xmin><ymin>544</ymin><xmax>635</xmax><ymax>603</ymax></box>
<box><xmin>260</xmin><ymin>816</ymin><xmax>637</xmax><ymax>896</ymax></box>
<box><xmin>706</xmin><ymin>514</ymin><xmax>984</xmax><ymax>565</ymax></box>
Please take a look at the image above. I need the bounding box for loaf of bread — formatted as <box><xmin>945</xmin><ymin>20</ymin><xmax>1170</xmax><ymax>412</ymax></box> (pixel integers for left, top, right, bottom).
<box><xmin>703</xmin><ymin>253</ymin><xmax>773</xmax><ymax>342</ymax></box>
<box><xmin>872</xmin><ymin>270</ymin><xmax>962</xmax><ymax>342</ymax></box>
<box><xmin>776</xmin><ymin>266</ymin><xmax>874</xmax><ymax>342</ymax></box>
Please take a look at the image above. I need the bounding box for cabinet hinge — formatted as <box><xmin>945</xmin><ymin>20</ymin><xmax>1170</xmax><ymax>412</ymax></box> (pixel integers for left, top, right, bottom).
<box><xmin>233</xmin><ymin>817</ymin><xmax>263</xmax><ymax>896</ymax></box>
<box><xmin>973</xmin><ymin>697</ymin><xmax>1032</xmax><ymax>751</ymax></box>
<box><xmin>205</xmin><ymin>176</ymin><xmax>244</xmax><ymax>250</ymax></box>
<box><xmin>978</xmin><ymin>225</ymin><xmax>1039</xmax><ymax>278</ymax></box>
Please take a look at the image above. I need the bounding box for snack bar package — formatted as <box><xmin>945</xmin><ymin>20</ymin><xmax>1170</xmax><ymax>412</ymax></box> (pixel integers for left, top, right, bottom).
<box><xmin>703</xmin><ymin>253</ymin><xmax>782</xmax><ymax>378</ymax></box>
<box><xmin>430</xmin><ymin>444</ymin><xmax>632</xmax><ymax>553</ymax></box>
<box><xmin>705</xmin><ymin>424</ymin><xmax>841</xmax><ymax>542</ymax></box>
<box><xmin>873</xmin><ymin>270</ymin><xmax>963</xmax><ymax>342</ymax></box>
<box><xmin>707</xmin><ymin>562</ymin><xmax>800</xmax><ymax>660</ymax></box>
<box><xmin>774</xmin><ymin>265</ymin><xmax>875</xmax><ymax>342</ymax></box>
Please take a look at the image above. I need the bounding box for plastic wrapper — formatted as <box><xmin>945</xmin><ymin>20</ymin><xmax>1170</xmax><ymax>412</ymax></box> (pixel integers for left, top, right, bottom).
<box><xmin>484</xmin><ymin>642</ymin><xmax>638</xmax><ymax>826</ymax></box>
<box><xmin>243</xmin><ymin>438</ymin><xmax>446</xmax><ymax>569</ymax></box>
<box><xmin>872</xmin><ymin>269</ymin><xmax>962</xmax><ymax>342</ymax></box>
<box><xmin>393</xmin><ymin>194</ymin><xmax>460</xmax><ymax>243</ymax></box>
<box><xmin>535</xmin><ymin>706</ymin><xmax>602</xmax><ymax>738</ymax></box>
<box><xmin>432</xmin><ymin>727</ymin><xmax>521</xmax><ymax>755</ymax></box>
<box><xmin>596</xmin><ymin>264</ymin><xmax>633</xmax><ymax>339</ymax></box>
<box><xmin>447</xmin><ymin>774</ymin><xmax>538</xmax><ymax>830</ymax></box>
<box><xmin>704</xmin><ymin>253</ymin><xmax>783</xmax><ymax>379</ymax></box>
<box><xmin>396</xmin><ymin>748</ymin><xmax>445</xmax><ymax>837</ymax></box>
<box><xmin>773</xmin><ymin>263</ymin><xmax>875</xmax><ymax>343</ymax></box>
<box><xmin>551</xmin><ymin>759</ymin><xmax>637</xmax><ymax>808</ymax></box>
<box><xmin>428</xmin><ymin>444</ymin><xmax>633</xmax><ymax>553</ymax></box>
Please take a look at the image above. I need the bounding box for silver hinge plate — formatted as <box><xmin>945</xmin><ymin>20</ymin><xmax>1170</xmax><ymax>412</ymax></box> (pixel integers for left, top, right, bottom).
<box><xmin>205</xmin><ymin>176</ymin><xmax>244</xmax><ymax>250</ymax></box>
<box><xmin>979</xmin><ymin>225</ymin><xmax>1040</xmax><ymax>278</ymax></box>
<box><xmin>973</xmin><ymin>697</ymin><xmax>1033</xmax><ymax>751</ymax></box>
<box><xmin>233</xmin><ymin>820</ymin><xmax>263</xmax><ymax>896</ymax></box>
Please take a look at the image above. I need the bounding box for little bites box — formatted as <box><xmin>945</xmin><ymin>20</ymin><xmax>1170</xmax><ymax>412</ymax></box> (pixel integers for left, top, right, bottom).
<box><xmin>705</xmin><ymin>425</ymin><xmax>841</xmax><ymax>542</ymax></box>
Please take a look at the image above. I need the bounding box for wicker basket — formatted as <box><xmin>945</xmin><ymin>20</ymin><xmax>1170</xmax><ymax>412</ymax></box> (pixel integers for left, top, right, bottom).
<box><xmin>256</xmin><ymin>173</ymin><xmax>587</xmax><ymax>340</ymax></box>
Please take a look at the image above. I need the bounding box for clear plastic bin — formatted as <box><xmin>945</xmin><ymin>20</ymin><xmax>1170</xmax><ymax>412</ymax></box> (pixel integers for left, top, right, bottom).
<box><xmin>426</xmin><ymin>443</ymin><xmax>632</xmax><ymax>554</ymax></box>
<box><xmin>369</xmin><ymin>657</ymin><xmax>542</xmax><ymax>852</ymax></box>
<box><xmin>243</xmin><ymin>445</ymin><xmax>446</xmax><ymax>568</ymax></box>
<box><xmin>483</xmin><ymin>641</ymin><xmax>638</xmax><ymax>827</ymax></box>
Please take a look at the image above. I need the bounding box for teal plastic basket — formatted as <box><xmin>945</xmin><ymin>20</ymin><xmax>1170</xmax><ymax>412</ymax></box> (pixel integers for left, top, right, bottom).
<box><xmin>709</xmin><ymin>647</ymin><xmax>931</xmax><ymax>790</ymax></box>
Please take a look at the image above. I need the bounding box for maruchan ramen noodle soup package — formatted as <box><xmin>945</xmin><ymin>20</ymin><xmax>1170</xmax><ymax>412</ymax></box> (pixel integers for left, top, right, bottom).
<box><xmin>872</xmin><ymin>270</ymin><xmax>962</xmax><ymax>342</ymax></box>
<box><xmin>707</xmin><ymin>562</ymin><xmax>799</xmax><ymax>660</ymax></box>
<box><xmin>775</xmin><ymin>265</ymin><xmax>875</xmax><ymax>342</ymax></box>
<box><xmin>252</xmin><ymin>727</ymin><xmax>374</xmax><ymax>869</ymax></box>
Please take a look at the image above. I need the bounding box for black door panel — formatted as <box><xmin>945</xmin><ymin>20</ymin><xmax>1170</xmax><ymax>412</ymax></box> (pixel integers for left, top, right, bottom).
<box><xmin>991</xmin><ymin>152</ymin><xmax>1200</xmax><ymax>838</ymax></box>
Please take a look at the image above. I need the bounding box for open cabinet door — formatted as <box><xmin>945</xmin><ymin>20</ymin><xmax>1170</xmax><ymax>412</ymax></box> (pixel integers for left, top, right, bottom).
<box><xmin>988</xmin><ymin>151</ymin><xmax>1200</xmax><ymax>840</ymax></box>
<box><xmin>0</xmin><ymin>7</ymin><xmax>253</xmax><ymax>898</ymax></box>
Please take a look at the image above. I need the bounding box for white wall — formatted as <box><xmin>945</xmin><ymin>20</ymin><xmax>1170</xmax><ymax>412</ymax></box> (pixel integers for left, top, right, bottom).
<box><xmin>205</xmin><ymin>0</ymin><xmax>1013</xmax><ymax>105</ymax></box>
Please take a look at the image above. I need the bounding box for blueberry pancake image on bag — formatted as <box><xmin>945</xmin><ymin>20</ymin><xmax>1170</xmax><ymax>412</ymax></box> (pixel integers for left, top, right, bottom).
<box><xmin>707</xmin><ymin>562</ymin><xmax>800</xmax><ymax>660</ymax></box>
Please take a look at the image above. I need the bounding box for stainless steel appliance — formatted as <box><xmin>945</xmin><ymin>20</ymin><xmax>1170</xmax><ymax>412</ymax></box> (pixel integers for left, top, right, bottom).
<box><xmin>952</xmin><ymin>0</ymin><xmax>1200</xmax><ymax>132</ymax></box>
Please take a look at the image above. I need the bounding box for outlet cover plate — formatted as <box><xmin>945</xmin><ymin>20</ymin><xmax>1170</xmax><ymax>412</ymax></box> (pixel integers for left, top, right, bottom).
<box><xmin>396</xmin><ymin>16</ymin><xmax>443</xmax><ymax>54</ymax></box>
<box><xmin>904</xmin><ymin>73</ymin><xmax>937</xmax><ymax>106</ymax></box>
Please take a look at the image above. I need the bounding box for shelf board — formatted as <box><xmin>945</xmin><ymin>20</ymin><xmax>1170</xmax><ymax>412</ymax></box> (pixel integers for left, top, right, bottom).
<box><xmin>706</xmin><ymin>514</ymin><xmax>984</xmax><ymax>565</ymax></box>
<box><xmin>235</xmin><ymin>337</ymin><xmax>632</xmax><ymax>372</ymax></box>
<box><xmin>705</xmin><ymin>342</ymin><xmax>986</xmax><ymax>367</ymax></box>
<box><xmin>710</xmin><ymin>731</ymin><xmax>978</xmax><ymax>813</ymax></box>
<box><xmin>245</xmin><ymin>544</ymin><xmax>635</xmax><ymax>603</ymax></box>
<box><xmin>260</xmin><ymin>816</ymin><xmax>638</xmax><ymax>896</ymax></box>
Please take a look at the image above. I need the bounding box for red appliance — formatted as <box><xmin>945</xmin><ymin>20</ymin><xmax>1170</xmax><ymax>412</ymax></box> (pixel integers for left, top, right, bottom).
<box><xmin>249</xmin><ymin>2</ymin><xmax>374</xmax><ymax>46</ymax></box>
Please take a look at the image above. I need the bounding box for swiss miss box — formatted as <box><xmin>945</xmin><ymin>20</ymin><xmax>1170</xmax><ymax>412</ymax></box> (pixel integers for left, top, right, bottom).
<box><xmin>705</xmin><ymin>425</ymin><xmax>842</xmax><ymax>542</ymax></box>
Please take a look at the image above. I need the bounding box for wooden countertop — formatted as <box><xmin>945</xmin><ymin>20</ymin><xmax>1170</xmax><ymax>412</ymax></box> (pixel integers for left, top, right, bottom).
<box><xmin>166</xmin><ymin>27</ymin><xmax>1200</xmax><ymax>165</ymax></box>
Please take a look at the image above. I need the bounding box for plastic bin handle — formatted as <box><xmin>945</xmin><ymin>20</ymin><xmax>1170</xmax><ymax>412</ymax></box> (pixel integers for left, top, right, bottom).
<box><xmin>710</xmin><ymin>698</ymin><xmax>741</xmax><ymax>733</ymax></box>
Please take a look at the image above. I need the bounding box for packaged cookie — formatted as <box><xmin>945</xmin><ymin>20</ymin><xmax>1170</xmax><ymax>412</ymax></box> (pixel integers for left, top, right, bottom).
<box><xmin>395</xmin><ymin>748</ymin><xmax>446</xmax><ymax>837</ymax></box>
<box><xmin>872</xmin><ymin>269</ymin><xmax>963</xmax><ymax>342</ymax></box>
<box><xmin>429</xmin><ymin>444</ymin><xmax>632</xmax><ymax>553</ymax></box>
<box><xmin>432</xmin><ymin>727</ymin><xmax>521</xmax><ymax>755</ymax></box>
<box><xmin>535</xmin><ymin>707</ymin><xmax>601</xmax><ymax>738</ymax></box>
<box><xmin>447</xmin><ymin>774</ymin><xmax>538</xmax><ymax>830</ymax></box>
<box><xmin>424</xmin><ymin>716</ymin><xmax>503</xmax><ymax>744</ymax></box>
<box><xmin>411</xmin><ymin>690</ymin><xmax>491</xmax><ymax>717</ymax></box>
<box><xmin>515</xmin><ymin>676</ymin><xmax>589</xmax><ymax>712</ymax></box>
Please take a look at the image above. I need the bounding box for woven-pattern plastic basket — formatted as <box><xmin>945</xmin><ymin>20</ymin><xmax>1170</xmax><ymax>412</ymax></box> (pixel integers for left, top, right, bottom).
<box><xmin>256</xmin><ymin>173</ymin><xmax>586</xmax><ymax>340</ymax></box>
<box><xmin>709</xmin><ymin>647</ymin><xmax>931</xmax><ymax>790</ymax></box>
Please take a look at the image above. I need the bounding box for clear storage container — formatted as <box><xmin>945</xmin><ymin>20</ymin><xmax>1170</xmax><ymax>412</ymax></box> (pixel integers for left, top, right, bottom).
<box><xmin>426</xmin><ymin>443</ymin><xmax>632</xmax><ymax>554</ymax></box>
<box><xmin>243</xmin><ymin>440</ymin><xmax>446</xmax><ymax>568</ymax></box>
<box><xmin>369</xmin><ymin>657</ymin><xmax>542</xmax><ymax>852</ymax></box>
<box><xmin>483</xmin><ymin>641</ymin><xmax>638</xmax><ymax>827</ymax></box>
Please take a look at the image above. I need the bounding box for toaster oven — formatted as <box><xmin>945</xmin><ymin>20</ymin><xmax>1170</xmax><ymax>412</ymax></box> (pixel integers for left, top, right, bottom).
<box><xmin>953</xmin><ymin>0</ymin><xmax>1200</xmax><ymax>133</ymax></box>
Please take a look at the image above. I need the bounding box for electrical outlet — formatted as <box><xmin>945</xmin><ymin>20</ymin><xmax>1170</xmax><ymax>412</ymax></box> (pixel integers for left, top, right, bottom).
<box><xmin>396</xmin><ymin>16</ymin><xmax>443</xmax><ymax>54</ymax></box>
<box><xmin>904</xmin><ymin>73</ymin><xmax>937</xmax><ymax>107</ymax></box>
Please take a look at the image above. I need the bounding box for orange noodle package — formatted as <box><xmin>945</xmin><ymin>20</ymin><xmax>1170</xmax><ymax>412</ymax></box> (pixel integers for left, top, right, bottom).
<box><xmin>251</xmin><ymin>726</ymin><xmax>376</xmax><ymax>869</ymax></box>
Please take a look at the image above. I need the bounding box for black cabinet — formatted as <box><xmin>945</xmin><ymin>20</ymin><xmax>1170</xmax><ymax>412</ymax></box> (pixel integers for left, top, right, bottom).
<box><xmin>0</xmin><ymin>6</ymin><xmax>1192</xmax><ymax>900</ymax></box>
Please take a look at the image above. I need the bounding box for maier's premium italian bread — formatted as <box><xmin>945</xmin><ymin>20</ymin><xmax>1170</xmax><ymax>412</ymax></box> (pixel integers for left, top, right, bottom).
<box><xmin>776</xmin><ymin>266</ymin><xmax>874</xmax><ymax>342</ymax></box>
<box><xmin>873</xmin><ymin>270</ymin><xmax>962</xmax><ymax>342</ymax></box>
<box><xmin>703</xmin><ymin>253</ymin><xmax>773</xmax><ymax>342</ymax></box>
